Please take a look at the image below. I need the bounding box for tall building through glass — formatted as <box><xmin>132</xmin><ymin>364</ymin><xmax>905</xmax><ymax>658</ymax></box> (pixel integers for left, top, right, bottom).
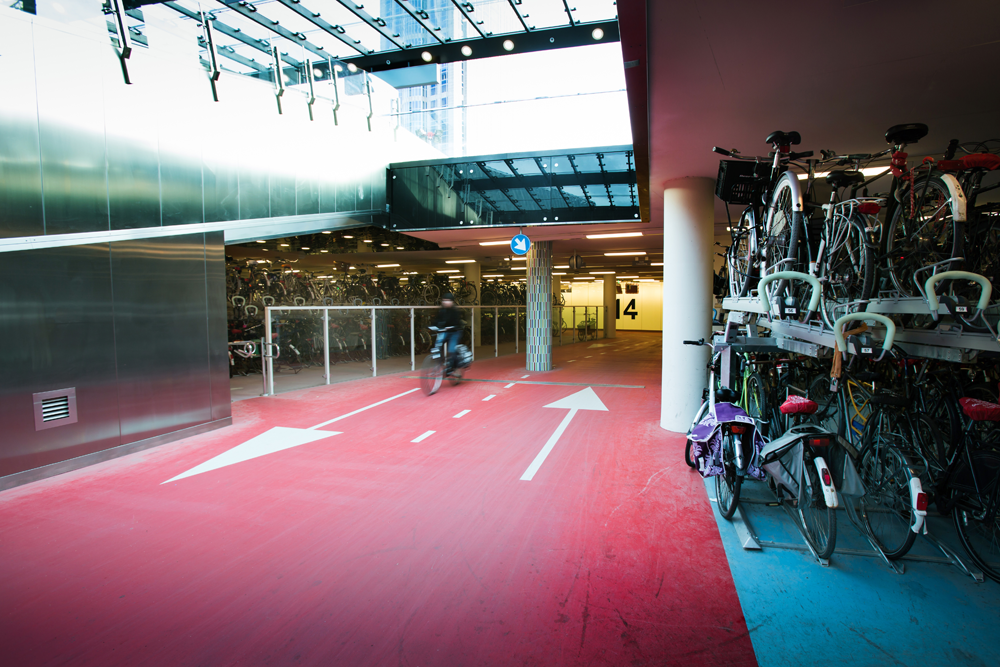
<box><xmin>379</xmin><ymin>0</ymin><xmax>469</xmax><ymax>156</ymax></box>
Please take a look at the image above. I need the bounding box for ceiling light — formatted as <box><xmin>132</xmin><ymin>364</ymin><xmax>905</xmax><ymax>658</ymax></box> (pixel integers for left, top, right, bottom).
<box><xmin>651</xmin><ymin>262</ymin><xmax>663</xmax><ymax>266</ymax></box>
<box><xmin>586</xmin><ymin>232</ymin><xmax>643</xmax><ymax>239</ymax></box>
<box><xmin>461</xmin><ymin>45</ymin><xmax>472</xmax><ymax>57</ymax></box>
<box><xmin>320</xmin><ymin>250</ymin><xmax>328</xmax><ymax>253</ymax></box>
<box><xmin>797</xmin><ymin>166</ymin><xmax>888</xmax><ymax>181</ymax></box>
<box><xmin>421</xmin><ymin>51</ymin><xmax>433</xmax><ymax>62</ymax></box>
<box><xmin>377</xmin><ymin>263</ymin><xmax>400</xmax><ymax>268</ymax></box>
<box><xmin>511</xmin><ymin>256</ymin><xmax>527</xmax><ymax>261</ymax></box>
<box><xmin>512</xmin><ymin>267</ymin><xmax>527</xmax><ymax>270</ymax></box>
<box><xmin>502</xmin><ymin>39</ymin><xmax>514</xmax><ymax>51</ymax></box>
<box><xmin>280</xmin><ymin>243</ymin><xmax>290</xmax><ymax>247</ymax></box>
<box><xmin>396</xmin><ymin>246</ymin><xmax>404</xmax><ymax>249</ymax></box>
<box><xmin>554</xmin><ymin>265</ymin><xmax>569</xmax><ymax>269</ymax></box>
<box><xmin>381</xmin><ymin>243</ymin><xmax>389</xmax><ymax>246</ymax></box>
<box><xmin>590</xmin><ymin>271</ymin><xmax>614</xmax><ymax>275</ymax></box>
<box><xmin>256</xmin><ymin>260</ymin><xmax>267</xmax><ymax>264</ymax></box>
<box><xmin>347</xmin><ymin>63</ymin><xmax>358</xmax><ymax>72</ymax></box>
<box><xmin>437</xmin><ymin>269</ymin><xmax>460</xmax><ymax>273</ymax></box>
<box><xmin>592</xmin><ymin>28</ymin><xmax>604</xmax><ymax>40</ymax></box>
<box><xmin>479</xmin><ymin>241</ymin><xmax>510</xmax><ymax>246</ymax></box>
<box><xmin>481</xmin><ymin>274</ymin><xmax>503</xmax><ymax>278</ymax></box>
<box><xmin>301</xmin><ymin>247</ymin><xmax>310</xmax><ymax>250</ymax></box>
<box><xmin>349</xmin><ymin>265</ymin><xmax>356</xmax><ymax>269</ymax></box>
<box><xmin>638</xmin><ymin>279</ymin><xmax>657</xmax><ymax>282</ymax></box>
<box><xmin>573</xmin><ymin>276</ymin><xmax>594</xmax><ymax>280</ymax></box>
<box><xmin>553</xmin><ymin>272</ymin><xmax>567</xmax><ymax>275</ymax></box>
<box><xmin>446</xmin><ymin>259</ymin><xmax>476</xmax><ymax>264</ymax></box>
<box><xmin>617</xmin><ymin>275</ymin><xmax>638</xmax><ymax>279</ymax></box>
<box><xmin>604</xmin><ymin>251</ymin><xmax>645</xmax><ymax>256</ymax></box>
<box><xmin>363</xmin><ymin>239</ymin><xmax>373</xmax><ymax>243</ymax></box>
<box><xmin>262</xmin><ymin>249</ymin><xmax>269</xmax><ymax>251</ymax></box>
<box><xmin>321</xmin><ymin>231</ymin><xmax>331</xmax><ymax>235</ymax></box>
<box><xmin>343</xmin><ymin>235</ymin><xmax>355</xmax><ymax>239</ymax></box>
<box><xmin>256</xmin><ymin>240</ymin><xmax>266</xmax><ymax>243</ymax></box>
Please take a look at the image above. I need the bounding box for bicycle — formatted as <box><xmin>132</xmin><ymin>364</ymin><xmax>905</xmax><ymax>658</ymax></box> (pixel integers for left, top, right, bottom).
<box><xmin>419</xmin><ymin>325</ymin><xmax>471</xmax><ymax>396</ymax></box>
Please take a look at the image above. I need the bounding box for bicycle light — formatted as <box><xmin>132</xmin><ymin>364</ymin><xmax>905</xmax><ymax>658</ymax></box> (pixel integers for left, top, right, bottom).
<box><xmin>730</xmin><ymin>424</ymin><xmax>748</xmax><ymax>434</ymax></box>
<box><xmin>916</xmin><ymin>492</ymin><xmax>928</xmax><ymax>512</ymax></box>
<box><xmin>858</xmin><ymin>202</ymin><xmax>881</xmax><ymax>215</ymax></box>
<box><xmin>821</xmin><ymin>468</ymin><xmax>832</xmax><ymax>486</ymax></box>
<box><xmin>807</xmin><ymin>437</ymin><xmax>830</xmax><ymax>448</ymax></box>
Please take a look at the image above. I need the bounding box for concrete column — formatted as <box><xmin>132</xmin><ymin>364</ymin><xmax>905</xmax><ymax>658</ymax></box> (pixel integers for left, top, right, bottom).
<box><xmin>463</xmin><ymin>262</ymin><xmax>482</xmax><ymax>347</ymax></box>
<box><xmin>603</xmin><ymin>274</ymin><xmax>617</xmax><ymax>339</ymax></box>
<box><xmin>661</xmin><ymin>178</ymin><xmax>714</xmax><ymax>432</ymax></box>
<box><xmin>526</xmin><ymin>240</ymin><xmax>553</xmax><ymax>371</ymax></box>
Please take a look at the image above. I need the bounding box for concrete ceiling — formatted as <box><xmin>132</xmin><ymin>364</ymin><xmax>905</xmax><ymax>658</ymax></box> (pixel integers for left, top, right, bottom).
<box><xmin>629</xmin><ymin>0</ymin><xmax>1000</xmax><ymax>236</ymax></box>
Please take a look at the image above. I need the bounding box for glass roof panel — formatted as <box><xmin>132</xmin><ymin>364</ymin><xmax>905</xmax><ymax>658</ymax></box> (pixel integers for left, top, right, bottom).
<box><xmin>409</xmin><ymin>0</ymin><xmax>474</xmax><ymax>42</ymax></box>
<box><xmin>463</xmin><ymin>0</ymin><xmax>531</xmax><ymax>37</ymax></box>
<box><xmin>601</xmin><ymin>151</ymin><xmax>633</xmax><ymax>172</ymax></box>
<box><xmin>511</xmin><ymin>0</ymin><xmax>573</xmax><ymax>30</ymax></box>
<box><xmin>508</xmin><ymin>158</ymin><xmax>541</xmax><ymax>176</ymax></box>
<box><xmin>247</xmin><ymin>2</ymin><xmax>355</xmax><ymax>57</ymax></box>
<box><xmin>566</xmin><ymin>0</ymin><xmax>618</xmax><ymax>24</ymax></box>
<box><xmin>376</xmin><ymin>1</ymin><xmax>441</xmax><ymax>49</ymax></box>
<box><xmin>279</xmin><ymin>0</ymin><xmax>399</xmax><ymax>56</ymax></box>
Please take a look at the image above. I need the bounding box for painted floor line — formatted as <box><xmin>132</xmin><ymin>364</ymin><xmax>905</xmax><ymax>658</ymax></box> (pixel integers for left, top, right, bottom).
<box><xmin>483</xmin><ymin>394</ymin><xmax>496</xmax><ymax>401</ymax></box>
<box><xmin>568</xmin><ymin>360</ymin><xmax>576</xmax><ymax>363</ymax></box>
<box><xmin>411</xmin><ymin>430</ymin><xmax>435</xmax><ymax>443</ymax></box>
<box><xmin>521</xmin><ymin>375</ymin><xmax>530</xmax><ymax>378</ymax></box>
<box><xmin>400</xmin><ymin>377</ymin><xmax>645</xmax><ymax>389</ymax></box>
<box><xmin>585</xmin><ymin>355</ymin><xmax>592</xmax><ymax>358</ymax></box>
<box><xmin>504</xmin><ymin>383</ymin><xmax>516</xmax><ymax>388</ymax></box>
<box><xmin>453</xmin><ymin>410</ymin><xmax>471</xmax><ymax>419</ymax></box>
<box><xmin>308</xmin><ymin>388</ymin><xmax>420</xmax><ymax>430</ymax></box>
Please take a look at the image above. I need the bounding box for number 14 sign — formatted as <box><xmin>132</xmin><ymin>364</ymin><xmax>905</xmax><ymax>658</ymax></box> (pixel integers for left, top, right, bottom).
<box><xmin>616</xmin><ymin>298</ymin><xmax>637</xmax><ymax>320</ymax></box>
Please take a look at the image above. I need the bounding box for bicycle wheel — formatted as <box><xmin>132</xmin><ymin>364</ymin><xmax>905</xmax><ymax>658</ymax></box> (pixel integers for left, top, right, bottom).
<box><xmin>857</xmin><ymin>412</ymin><xmax>919</xmax><ymax>559</ymax></box>
<box><xmin>715</xmin><ymin>432</ymin><xmax>743</xmax><ymax>520</ymax></box>
<box><xmin>799</xmin><ymin>461</ymin><xmax>837</xmax><ymax>559</ymax></box>
<box><xmin>951</xmin><ymin>449</ymin><xmax>1000</xmax><ymax>583</ymax></box>
<box><xmin>419</xmin><ymin>354</ymin><xmax>443</xmax><ymax>396</ymax></box>
<box><xmin>744</xmin><ymin>372</ymin><xmax>768</xmax><ymax>426</ymax></box>
<box><xmin>762</xmin><ymin>173</ymin><xmax>804</xmax><ymax>298</ymax></box>
<box><xmin>728</xmin><ymin>208</ymin><xmax>757</xmax><ymax>297</ymax></box>
<box><xmin>885</xmin><ymin>175</ymin><xmax>964</xmax><ymax>298</ymax></box>
<box><xmin>684</xmin><ymin>439</ymin><xmax>697</xmax><ymax>468</ymax></box>
<box><xmin>820</xmin><ymin>213</ymin><xmax>875</xmax><ymax>328</ymax></box>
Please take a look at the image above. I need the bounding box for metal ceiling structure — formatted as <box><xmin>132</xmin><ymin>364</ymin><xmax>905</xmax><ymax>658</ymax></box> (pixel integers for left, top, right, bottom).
<box><xmin>388</xmin><ymin>146</ymin><xmax>639</xmax><ymax>231</ymax></box>
<box><xmin>151</xmin><ymin>0</ymin><xmax>618</xmax><ymax>80</ymax></box>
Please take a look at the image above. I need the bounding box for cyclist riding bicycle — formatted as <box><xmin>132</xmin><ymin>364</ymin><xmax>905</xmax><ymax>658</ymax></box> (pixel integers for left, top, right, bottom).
<box><xmin>433</xmin><ymin>293</ymin><xmax>465</xmax><ymax>374</ymax></box>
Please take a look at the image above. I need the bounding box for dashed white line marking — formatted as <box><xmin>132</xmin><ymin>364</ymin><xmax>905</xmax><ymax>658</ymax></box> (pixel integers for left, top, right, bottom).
<box><xmin>521</xmin><ymin>375</ymin><xmax>530</xmax><ymax>378</ymax></box>
<box><xmin>600</xmin><ymin>352</ymin><xmax>606</xmax><ymax>355</ymax></box>
<box><xmin>411</xmin><ymin>430</ymin><xmax>435</xmax><ymax>443</ymax></box>
<box><xmin>483</xmin><ymin>394</ymin><xmax>496</xmax><ymax>401</ymax></box>
<box><xmin>308</xmin><ymin>388</ymin><xmax>419</xmax><ymax>430</ymax></box>
<box><xmin>453</xmin><ymin>410</ymin><xmax>471</xmax><ymax>419</ymax></box>
<box><xmin>504</xmin><ymin>383</ymin><xmax>516</xmax><ymax>388</ymax></box>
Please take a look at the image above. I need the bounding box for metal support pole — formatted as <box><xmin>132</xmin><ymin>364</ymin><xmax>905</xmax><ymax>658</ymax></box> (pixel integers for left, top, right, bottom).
<box><xmin>515</xmin><ymin>307</ymin><xmax>519</xmax><ymax>353</ymax></box>
<box><xmin>471</xmin><ymin>306</ymin><xmax>476</xmax><ymax>361</ymax></box>
<box><xmin>572</xmin><ymin>307</ymin><xmax>576</xmax><ymax>344</ymax></box>
<box><xmin>265</xmin><ymin>309</ymin><xmax>275</xmax><ymax>396</ymax></box>
<box><xmin>495</xmin><ymin>307</ymin><xmax>499</xmax><ymax>357</ymax></box>
<box><xmin>559</xmin><ymin>307</ymin><xmax>563</xmax><ymax>346</ymax></box>
<box><xmin>371</xmin><ymin>308</ymin><xmax>377</xmax><ymax>377</ymax></box>
<box><xmin>410</xmin><ymin>307</ymin><xmax>415</xmax><ymax>371</ymax></box>
<box><xmin>323</xmin><ymin>308</ymin><xmax>330</xmax><ymax>385</ymax></box>
<box><xmin>261</xmin><ymin>336</ymin><xmax>267</xmax><ymax>396</ymax></box>
<box><xmin>585</xmin><ymin>306</ymin><xmax>589</xmax><ymax>341</ymax></box>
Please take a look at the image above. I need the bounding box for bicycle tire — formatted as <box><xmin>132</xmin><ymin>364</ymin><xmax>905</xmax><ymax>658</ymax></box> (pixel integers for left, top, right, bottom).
<box><xmin>857</xmin><ymin>413</ymin><xmax>919</xmax><ymax>559</ymax></box>
<box><xmin>684</xmin><ymin>438</ymin><xmax>697</xmax><ymax>469</ymax></box>
<box><xmin>885</xmin><ymin>174</ymin><xmax>964</xmax><ymax>298</ymax></box>
<box><xmin>950</xmin><ymin>449</ymin><xmax>1000</xmax><ymax>583</ymax></box>
<box><xmin>419</xmin><ymin>354</ymin><xmax>444</xmax><ymax>396</ymax></box>
<box><xmin>799</xmin><ymin>462</ymin><xmax>838</xmax><ymax>560</ymax></box>
<box><xmin>744</xmin><ymin>372</ymin><xmax>768</xmax><ymax>427</ymax></box>
<box><xmin>763</xmin><ymin>173</ymin><xmax>804</xmax><ymax>301</ymax></box>
<box><xmin>820</xmin><ymin>214</ymin><xmax>875</xmax><ymax>328</ymax></box>
<box><xmin>716</xmin><ymin>432</ymin><xmax>743</xmax><ymax>520</ymax></box>
<box><xmin>728</xmin><ymin>208</ymin><xmax>757</xmax><ymax>297</ymax></box>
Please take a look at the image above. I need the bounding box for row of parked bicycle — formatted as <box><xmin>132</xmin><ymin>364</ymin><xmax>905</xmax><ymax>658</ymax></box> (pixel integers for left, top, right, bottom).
<box><xmin>685</xmin><ymin>320</ymin><xmax>1000</xmax><ymax>582</ymax></box>
<box><xmin>227</xmin><ymin>259</ymin><xmax>530</xmax><ymax>308</ymax></box>
<box><xmin>717</xmin><ymin>124</ymin><xmax>999</xmax><ymax>331</ymax></box>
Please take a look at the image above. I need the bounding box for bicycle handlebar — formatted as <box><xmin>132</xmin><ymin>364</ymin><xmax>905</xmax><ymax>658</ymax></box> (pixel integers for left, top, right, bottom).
<box><xmin>712</xmin><ymin>146</ymin><xmax>732</xmax><ymax>157</ymax></box>
<box><xmin>682</xmin><ymin>339</ymin><xmax>707</xmax><ymax>346</ymax></box>
<box><xmin>833</xmin><ymin>313</ymin><xmax>896</xmax><ymax>353</ymax></box>
<box><xmin>757</xmin><ymin>271</ymin><xmax>822</xmax><ymax>316</ymax></box>
<box><xmin>924</xmin><ymin>271</ymin><xmax>993</xmax><ymax>320</ymax></box>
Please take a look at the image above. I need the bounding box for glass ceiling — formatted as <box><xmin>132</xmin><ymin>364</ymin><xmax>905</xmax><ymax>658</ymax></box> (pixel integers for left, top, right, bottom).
<box><xmin>162</xmin><ymin>0</ymin><xmax>617</xmax><ymax>64</ymax></box>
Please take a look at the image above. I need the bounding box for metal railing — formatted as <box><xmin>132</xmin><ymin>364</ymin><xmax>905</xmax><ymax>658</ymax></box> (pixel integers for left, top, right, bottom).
<box><xmin>258</xmin><ymin>304</ymin><xmax>608</xmax><ymax>396</ymax></box>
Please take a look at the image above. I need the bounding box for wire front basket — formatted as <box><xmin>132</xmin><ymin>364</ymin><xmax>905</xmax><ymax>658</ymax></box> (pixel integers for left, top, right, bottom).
<box><xmin>716</xmin><ymin>160</ymin><xmax>766</xmax><ymax>205</ymax></box>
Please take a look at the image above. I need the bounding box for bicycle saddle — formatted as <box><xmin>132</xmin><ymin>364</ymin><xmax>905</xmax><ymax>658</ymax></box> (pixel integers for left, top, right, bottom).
<box><xmin>715</xmin><ymin>387</ymin><xmax>739</xmax><ymax>403</ymax></box>
<box><xmin>765</xmin><ymin>130</ymin><xmax>801</xmax><ymax>147</ymax></box>
<box><xmin>884</xmin><ymin>123</ymin><xmax>928</xmax><ymax>145</ymax></box>
<box><xmin>825</xmin><ymin>170</ymin><xmax>866</xmax><ymax>189</ymax></box>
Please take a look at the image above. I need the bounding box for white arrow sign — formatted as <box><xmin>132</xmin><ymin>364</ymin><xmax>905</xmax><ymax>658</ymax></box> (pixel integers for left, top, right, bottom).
<box><xmin>513</xmin><ymin>237</ymin><xmax>527</xmax><ymax>252</ymax></box>
<box><xmin>520</xmin><ymin>387</ymin><xmax>608</xmax><ymax>481</ymax></box>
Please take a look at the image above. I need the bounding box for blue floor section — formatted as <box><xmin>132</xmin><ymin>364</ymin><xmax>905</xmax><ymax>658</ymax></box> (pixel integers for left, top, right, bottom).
<box><xmin>702</xmin><ymin>476</ymin><xmax>1000</xmax><ymax>667</ymax></box>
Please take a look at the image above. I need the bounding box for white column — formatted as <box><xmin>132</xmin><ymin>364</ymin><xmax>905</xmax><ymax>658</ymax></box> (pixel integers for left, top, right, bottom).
<box><xmin>603</xmin><ymin>274</ymin><xmax>617</xmax><ymax>339</ymax></box>
<box><xmin>661</xmin><ymin>178</ymin><xmax>714</xmax><ymax>432</ymax></box>
<box><xmin>463</xmin><ymin>262</ymin><xmax>482</xmax><ymax>347</ymax></box>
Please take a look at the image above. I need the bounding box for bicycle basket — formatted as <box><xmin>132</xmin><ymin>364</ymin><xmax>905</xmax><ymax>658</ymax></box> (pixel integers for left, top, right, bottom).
<box><xmin>716</xmin><ymin>160</ymin><xmax>766</xmax><ymax>205</ymax></box>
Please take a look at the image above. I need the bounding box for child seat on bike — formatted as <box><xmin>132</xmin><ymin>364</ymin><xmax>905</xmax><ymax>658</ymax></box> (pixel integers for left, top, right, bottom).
<box><xmin>780</xmin><ymin>395</ymin><xmax>818</xmax><ymax>415</ymax></box>
<box><xmin>958</xmin><ymin>397</ymin><xmax>1000</xmax><ymax>422</ymax></box>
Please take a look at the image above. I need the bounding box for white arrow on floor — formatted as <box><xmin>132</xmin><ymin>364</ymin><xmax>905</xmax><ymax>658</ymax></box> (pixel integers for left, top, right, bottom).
<box><xmin>520</xmin><ymin>387</ymin><xmax>608</xmax><ymax>481</ymax></box>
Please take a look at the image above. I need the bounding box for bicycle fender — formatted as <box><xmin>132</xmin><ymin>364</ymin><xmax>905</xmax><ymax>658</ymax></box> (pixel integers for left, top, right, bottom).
<box><xmin>909</xmin><ymin>477</ymin><xmax>927</xmax><ymax>534</ymax></box>
<box><xmin>937</xmin><ymin>172</ymin><xmax>967</xmax><ymax>223</ymax></box>
<box><xmin>813</xmin><ymin>456</ymin><xmax>839</xmax><ymax>509</ymax></box>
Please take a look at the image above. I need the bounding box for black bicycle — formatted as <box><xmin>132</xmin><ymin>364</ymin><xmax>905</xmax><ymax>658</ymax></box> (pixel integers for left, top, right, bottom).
<box><xmin>419</xmin><ymin>326</ymin><xmax>471</xmax><ymax>396</ymax></box>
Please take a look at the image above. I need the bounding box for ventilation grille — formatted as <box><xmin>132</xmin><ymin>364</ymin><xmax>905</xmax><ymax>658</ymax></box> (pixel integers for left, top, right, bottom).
<box><xmin>33</xmin><ymin>388</ymin><xmax>78</xmax><ymax>431</ymax></box>
<box><xmin>41</xmin><ymin>396</ymin><xmax>71</xmax><ymax>422</ymax></box>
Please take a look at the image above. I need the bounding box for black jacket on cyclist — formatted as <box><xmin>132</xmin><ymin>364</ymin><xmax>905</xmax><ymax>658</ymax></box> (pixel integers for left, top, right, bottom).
<box><xmin>434</xmin><ymin>305</ymin><xmax>464</xmax><ymax>330</ymax></box>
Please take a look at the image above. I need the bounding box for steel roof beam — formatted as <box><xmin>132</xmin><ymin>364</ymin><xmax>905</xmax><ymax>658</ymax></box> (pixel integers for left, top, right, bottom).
<box><xmin>476</xmin><ymin>162</ymin><xmax>523</xmax><ymax>211</ymax></box>
<box><xmin>201</xmin><ymin>38</ymin><xmax>269</xmax><ymax>71</ymax></box>
<box><xmin>391</xmin><ymin>0</ymin><xmax>446</xmax><ymax>44</ymax></box>
<box><xmin>535</xmin><ymin>158</ymin><xmax>572</xmax><ymax>208</ymax></box>
<box><xmin>333</xmin><ymin>0</ymin><xmax>406</xmax><ymax>50</ymax></box>
<box><xmin>216</xmin><ymin>1</ymin><xmax>334</xmax><ymax>62</ymax></box>
<box><xmin>448</xmin><ymin>0</ymin><xmax>486</xmax><ymax>38</ymax></box>
<box><xmin>274</xmin><ymin>0</ymin><xmax>368</xmax><ymax>55</ymax></box>
<box><xmin>164</xmin><ymin>2</ymin><xmax>303</xmax><ymax>67</ymax></box>
<box><xmin>562</xmin><ymin>0</ymin><xmax>576</xmax><ymax>27</ymax></box>
<box><xmin>505</xmin><ymin>0</ymin><xmax>532</xmax><ymax>32</ymax></box>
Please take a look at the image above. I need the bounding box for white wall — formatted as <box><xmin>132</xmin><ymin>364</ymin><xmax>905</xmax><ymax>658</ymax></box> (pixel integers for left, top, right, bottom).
<box><xmin>561</xmin><ymin>281</ymin><xmax>662</xmax><ymax>332</ymax></box>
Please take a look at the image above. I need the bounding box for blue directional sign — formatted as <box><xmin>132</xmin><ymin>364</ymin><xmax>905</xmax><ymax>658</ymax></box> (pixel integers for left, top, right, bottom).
<box><xmin>511</xmin><ymin>233</ymin><xmax>531</xmax><ymax>255</ymax></box>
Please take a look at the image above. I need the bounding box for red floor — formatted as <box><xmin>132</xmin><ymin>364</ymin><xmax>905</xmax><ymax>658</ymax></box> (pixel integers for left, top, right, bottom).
<box><xmin>0</xmin><ymin>333</ymin><xmax>757</xmax><ymax>666</ymax></box>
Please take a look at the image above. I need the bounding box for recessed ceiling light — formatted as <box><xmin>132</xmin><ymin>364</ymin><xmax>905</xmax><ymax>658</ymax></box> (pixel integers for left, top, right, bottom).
<box><xmin>590</xmin><ymin>271</ymin><xmax>614</xmax><ymax>274</ymax></box>
<box><xmin>573</xmin><ymin>276</ymin><xmax>594</xmax><ymax>280</ymax></box>
<box><xmin>511</xmin><ymin>257</ymin><xmax>527</xmax><ymax>261</ymax></box>
<box><xmin>377</xmin><ymin>263</ymin><xmax>400</xmax><ymax>268</ymax></box>
<box><xmin>554</xmin><ymin>265</ymin><xmax>569</xmax><ymax>269</ymax></box>
<box><xmin>651</xmin><ymin>262</ymin><xmax>663</xmax><ymax>266</ymax></box>
<box><xmin>481</xmin><ymin>274</ymin><xmax>503</xmax><ymax>278</ymax></box>
<box><xmin>349</xmin><ymin>265</ymin><xmax>356</xmax><ymax>269</ymax></box>
<box><xmin>363</xmin><ymin>239</ymin><xmax>373</xmax><ymax>243</ymax></box>
<box><xmin>322</xmin><ymin>231</ymin><xmax>332</xmax><ymax>234</ymax></box>
<box><xmin>256</xmin><ymin>240</ymin><xmax>266</xmax><ymax>243</ymax></box>
<box><xmin>280</xmin><ymin>243</ymin><xmax>290</xmax><ymax>247</ymax></box>
<box><xmin>511</xmin><ymin>267</ymin><xmax>527</xmax><ymax>270</ymax></box>
<box><xmin>437</xmin><ymin>269</ymin><xmax>460</xmax><ymax>273</ymax></box>
<box><xmin>445</xmin><ymin>259</ymin><xmax>476</xmax><ymax>264</ymax></box>
<box><xmin>617</xmin><ymin>275</ymin><xmax>638</xmax><ymax>279</ymax></box>
<box><xmin>301</xmin><ymin>247</ymin><xmax>310</xmax><ymax>250</ymax></box>
<box><xmin>502</xmin><ymin>39</ymin><xmax>514</xmax><ymax>51</ymax></box>
<box><xmin>479</xmin><ymin>241</ymin><xmax>510</xmax><ymax>246</ymax></box>
<box><xmin>343</xmin><ymin>235</ymin><xmax>354</xmax><ymax>239</ymax></box>
<box><xmin>421</xmin><ymin>51</ymin><xmax>433</xmax><ymax>62</ymax></box>
<box><xmin>604</xmin><ymin>251</ymin><xmax>645</xmax><ymax>256</ymax></box>
<box><xmin>461</xmin><ymin>45</ymin><xmax>472</xmax><ymax>57</ymax></box>
<box><xmin>553</xmin><ymin>272</ymin><xmax>567</xmax><ymax>275</ymax></box>
<box><xmin>592</xmin><ymin>28</ymin><xmax>604</xmax><ymax>40</ymax></box>
<box><xmin>320</xmin><ymin>250</ymin><xmax>328</xmax><ymax>253</ymax></box>
<box><xmin>586</xmin><ymin>232</ymin><xmax>643</xmax><ymax>239</ymax></box>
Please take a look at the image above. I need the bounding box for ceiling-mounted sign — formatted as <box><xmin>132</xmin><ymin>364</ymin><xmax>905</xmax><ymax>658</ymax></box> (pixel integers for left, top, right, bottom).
<box><xmin>511</xmin><ymin>233</ymin><xmax>531</xmax><ymax>255</ymax></box>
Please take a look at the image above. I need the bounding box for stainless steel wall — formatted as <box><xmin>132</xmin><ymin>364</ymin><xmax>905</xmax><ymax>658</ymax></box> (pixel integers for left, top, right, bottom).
<box><xmin>0</xmin><ymin>7</ymin><xmax>392</xmax><ymax>241</ymax></box>
<box><xmin>0</xmin><ymin>233</ymin><xmax>230</xmax><ymax>481</ymax></box>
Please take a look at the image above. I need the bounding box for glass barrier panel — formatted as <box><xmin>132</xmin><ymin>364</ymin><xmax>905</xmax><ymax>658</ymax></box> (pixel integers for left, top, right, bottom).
<box><xmin>373</xmin><ymin>308</ymin><xmax>415</xmax><ymax>377</ymax></box>
<box><xmin>268</xmin><ymin>308</ymin><xmax>328</xmax><ymax>395</ymax></box>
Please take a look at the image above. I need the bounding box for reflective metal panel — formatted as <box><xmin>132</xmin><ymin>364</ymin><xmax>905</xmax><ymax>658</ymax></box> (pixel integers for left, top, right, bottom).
<box><xmin>270</xmin><ymin>173</ymin><xmax>296</xmax><ymax>218</ymax></box>
<box><xmin>0</xmin><ymin>243</ymin><xmax>121</xmax><ymax>478</ymax></box>
<box><xmin>0</xmin><ymin>14</ymin><xmax>43</xmax><ymax>238</ymax></box>
<box><xmin>33</xmin><ymin>20</ymin><xmax>110</xmax><ymax>235</ymax></box>
<box><xmin>111</xmin><ymin>234</ymin><xmax>213</xmax><ymax>444</ymax></box>
<box><xmin>296</xmin><ymin>175</ymin><xmax>319</xmax><ymax>216</ymax></box>
<box><xmin>205</xmin><ymin>232</ymin><xmax>232</xmax><ymax>421</ymax></box>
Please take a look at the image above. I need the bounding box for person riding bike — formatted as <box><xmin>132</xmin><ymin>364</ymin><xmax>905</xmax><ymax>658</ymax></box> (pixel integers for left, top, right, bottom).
<box><xmin>433</xmin><ymin>293</ymin><xmax>465</xmax><ymax>374</ymax></box>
